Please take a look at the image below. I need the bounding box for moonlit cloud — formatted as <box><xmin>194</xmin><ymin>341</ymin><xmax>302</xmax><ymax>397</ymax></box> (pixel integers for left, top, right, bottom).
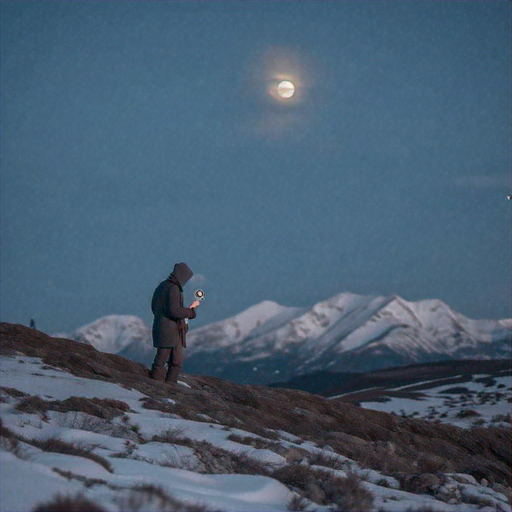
<box><xmin>262</xmin><ymin>46</ymin><xmax>309</xmax><ymax>105</ymax></box>
<box><xmin>453</xmin><ymin>174</ymin><xmax>510</xmax><ymax>190</ymax></box>
<box><xmin>239</xmin><ymin>45</ymin><xmax>321</xmax><ymax>141</ymax></box>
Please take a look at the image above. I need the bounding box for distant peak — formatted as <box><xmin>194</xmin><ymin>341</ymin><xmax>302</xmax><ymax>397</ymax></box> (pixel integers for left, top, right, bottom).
<box><xmin>252</xmin><ymin>300</ymin><xmax>283</xmax><ymax>309</ymax></box>
<box><xmin>235</xmin><ymin>300</ymin><xmax>288</xmax><ymax>322</ymax></box>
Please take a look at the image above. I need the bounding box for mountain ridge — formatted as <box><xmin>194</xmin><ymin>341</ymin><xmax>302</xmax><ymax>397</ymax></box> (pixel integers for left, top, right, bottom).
<box><xmin>184</xmin><ymin>292</ymin><xmax>511</xmax><ymax>384</ymax></box>
<box><xmin>53</xmin><ymin>292</ymin><xmax>511</xmax><ymax>385</ymax></box>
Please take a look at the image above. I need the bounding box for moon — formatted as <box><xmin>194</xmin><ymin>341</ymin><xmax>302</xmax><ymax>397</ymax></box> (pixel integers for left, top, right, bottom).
<box><xmin>277</xmin><ymin>80</ymin><xmax>295</xmax><ymax>99</ymax></box>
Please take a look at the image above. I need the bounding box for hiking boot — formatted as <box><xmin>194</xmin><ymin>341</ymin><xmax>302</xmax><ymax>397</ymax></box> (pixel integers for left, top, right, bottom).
<box><xmin>149</xmin><ymin>368</ymin><xmax>165</xmax><ymax>381</ymax></box>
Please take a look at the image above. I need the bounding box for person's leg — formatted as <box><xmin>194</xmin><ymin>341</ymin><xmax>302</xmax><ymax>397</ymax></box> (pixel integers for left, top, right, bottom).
<box><xmin>150</xmin><ymin>348</ymin><xmax>171</xmax><ymax>381</ymax></box>
<box><xmin>165</xmin><ymin>343</ymin><xmax>184</xmax><ymax>383</ymax></box>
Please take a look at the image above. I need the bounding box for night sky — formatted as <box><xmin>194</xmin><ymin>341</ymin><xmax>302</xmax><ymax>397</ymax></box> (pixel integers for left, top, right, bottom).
<box><xmin>1</xmin><ymin>0</ymin><xmax>511</xmax><ymax>334</ymax></box>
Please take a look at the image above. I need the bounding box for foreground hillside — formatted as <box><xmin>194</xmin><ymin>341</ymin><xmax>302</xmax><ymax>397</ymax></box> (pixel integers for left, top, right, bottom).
<box><xmin>1</xmin><ymin>323</ymin><xmax>511</xmax><ymax>512</ymax></box>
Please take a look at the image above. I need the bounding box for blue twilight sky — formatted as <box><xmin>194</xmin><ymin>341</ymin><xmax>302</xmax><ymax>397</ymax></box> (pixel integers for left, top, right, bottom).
<box><xmin>1</xmin><ymin>0</ymin><xmax>511</xmax><ymax>334</ymax></box>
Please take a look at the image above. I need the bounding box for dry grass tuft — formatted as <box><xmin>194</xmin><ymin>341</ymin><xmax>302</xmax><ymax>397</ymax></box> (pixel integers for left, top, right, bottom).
<box><xmin>456</xmin><ymin>409</ymin><xmax>480</xmax><ymax>419</ymax></box>
<box><xmin>1</xmin><ymin>386</ymin><xmax>29</xmax><ymax>398</ymax></box>
<box><xmin>0</xmin><ymin>418</ymin><xmax>24</xmax><ymax>457</ymax></box>
<box><xmin>50</xmin><ymin>397</ymin><xmax>130</xmax><ymax>419</ymax></box>
<box><xmin>30</xmin><ymin>437</ymin><xmax>113</xmax><ymax>473</ymax></box>
<box><xmin>15</xmin><ymin>396</ymin><xmax>50</xmax><ymax>415</ymax></box>
<box><xmin>325</xmin><ymin>472</ymin><xmax>374</xmax><ymax>512</ymax></box>
<box><xmin>227</xmin><ymin>433</ymin><xmax>280</xmax><ymax>451</ymax></box>
<box><xmin>271</xmin><ymin>464</ymin><xmax>374</xmax><ymax>511</ymax></box>
<box><xmin>115</xmin><ymin>484</ymin><xmax>220</xmax><ymax>512</ymax></box>
<box><xmin>0</xmin><ymin>418</ymin><xmax>16</xmax><ymax>440</ymax></box>
<box><xmin>417</xmin><ymin>453</ymin><xmax>452</xmax><ymax>474</ymax></box>
<box><xmin>226</xmin><ymin>387</ymin><xmax>263</xmax><ymax>409</ymax></box>
<box><xmin>139</xmin><ymin>396</ymin><xmax>176</xmax><ymax>414</ymax></box>
<box><xmin>150</xmin><ymin>426</ymin><xmax>189</xmax><ymax>445</ymax></box>
<box><xmin>491</xmin><ymin>413</ymin><xmax>511</xmax><ymax>423</ymax></box>
<box><xmin>35</xmin><ymin>473</ymin><xmax>217</xmax><ymax>511</ymax></box>
<box><xmin>52</xmin><ymin>468</ymin><xmax>108</xmax><ymax>488</ymax></box>
<box><xmin>307</xmin><ymin>451</ymin><xmax>346</xmax><ymax>470</ymax></box>
<box><xmin>143</xmin><ymin>433</ymin><xmax>271</xmax><ymax>476</ymax></box>
<box><xmin>287</xmin><ymin>494</ymin><xmax>310</xmax><ymax>511</ymax></box>
<box><xmin>272</xmin><ymin>464</ymin><xmax>315</xmax><ymax>490</ymax></box>
<box><xmin>13</xmin><ymin>394</ymin><xmax>131</xmax><ymax>421</ymax></box>
<box><xmin>32</xmin><ymin>493</ymin><xmax>106</xmax><ymax>511</ymax></box>
<box><xmin>193</xmin><ymin>441</ymin><xmax>270</xmax><ymax>476</ymax></box>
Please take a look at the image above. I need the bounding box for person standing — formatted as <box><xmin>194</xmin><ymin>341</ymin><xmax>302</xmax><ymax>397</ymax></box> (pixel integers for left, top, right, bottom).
<box><xmin>149</xmin><ymin>262</ymin><xmax>200</xmax><ymax>383</ymax></box>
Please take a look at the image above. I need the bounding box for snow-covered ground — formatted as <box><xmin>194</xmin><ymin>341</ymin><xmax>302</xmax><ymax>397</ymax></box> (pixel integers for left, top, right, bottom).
<box><xmin>1</xmin><ymin>355</ymin><xmax>510</xmax><ymax>512</ymax></box>
<box><xmin>334</xmin><ymin>373</ymin><xmax>512</xmax><ymax>429</ymax></box>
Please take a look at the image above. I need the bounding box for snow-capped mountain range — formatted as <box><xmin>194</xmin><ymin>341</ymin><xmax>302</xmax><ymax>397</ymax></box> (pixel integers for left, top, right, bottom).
<box><xmin>56</xmin><ymin>292</ymin><xmax>512</xmax><ymax>385</ymax></box>
<box><xmin>184</xmin><ymin>293</ymin><xmax>511</xmax><ymax>384</ymax></box>
<box><xmin>54</xmin><ymin>315</ymin><xmax>154</xmax><ymax>365</ymax></box>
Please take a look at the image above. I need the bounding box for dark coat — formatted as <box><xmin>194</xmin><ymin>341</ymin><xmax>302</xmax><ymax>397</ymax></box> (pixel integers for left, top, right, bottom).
<box><xmin>151</xmin><ymin>263</ymin><xmax>196</xmax><ymax>348</ymax></box>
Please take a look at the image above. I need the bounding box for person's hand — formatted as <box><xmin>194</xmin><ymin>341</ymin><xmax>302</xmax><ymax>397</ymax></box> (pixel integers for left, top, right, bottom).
<box><xmin>190</xmin><ymin>300</ymin><xmax>200</xmax><ymax>309</ymax></box>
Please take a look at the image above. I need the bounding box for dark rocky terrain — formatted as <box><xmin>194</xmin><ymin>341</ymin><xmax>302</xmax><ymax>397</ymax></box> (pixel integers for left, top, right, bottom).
<box><xmin>270</xmin><ymin>359</ymin><xmax>511</xmax><ymax>397</ymax></box>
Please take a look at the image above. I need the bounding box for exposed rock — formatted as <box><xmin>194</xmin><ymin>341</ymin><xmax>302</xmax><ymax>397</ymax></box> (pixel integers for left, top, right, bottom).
<box><xmin>450</xmin><ymin>473</ymin><xmax>478</xmax><ymax>485</ymax></box>
<box><xmin>492</xmin><ymin>483</ymin><xmax>512</xmax><ymax>503</ymax></box>
<box><xmin>285</xmin><ymin>448</ymin><xmax>306</xmax><ymax>464</ymax></box>
<box><xmin>85</xmin><ymin>361</ymin><xmax>113</xmax><ymax>378</ymax></box>
<box><xmin>411</xmin><ymin>473</ymin><xmax>442</xmax><ymax>494</ymax></box>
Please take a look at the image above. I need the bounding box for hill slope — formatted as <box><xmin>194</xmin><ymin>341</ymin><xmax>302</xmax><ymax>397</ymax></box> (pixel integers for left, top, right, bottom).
<box><xmin>270</xmin><ymin>359</ymin><xmax>511</xmax><ymax>428</ymax></box>
<box><xmin>1</xmin><ymin>322</ymin><xmax>511</xmax><ymax>512</ymax></box>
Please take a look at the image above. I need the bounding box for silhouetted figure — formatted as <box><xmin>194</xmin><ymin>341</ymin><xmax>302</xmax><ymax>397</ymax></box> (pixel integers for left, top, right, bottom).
<box><xmin>149</xmin><ymin>262</ymin><xmax>200</xmax><ymax>384</ymax></box>
<box><xmin>29</xmin><ymin>319</ymin><xmax>36</xmax><ymax>329</ymax></box>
